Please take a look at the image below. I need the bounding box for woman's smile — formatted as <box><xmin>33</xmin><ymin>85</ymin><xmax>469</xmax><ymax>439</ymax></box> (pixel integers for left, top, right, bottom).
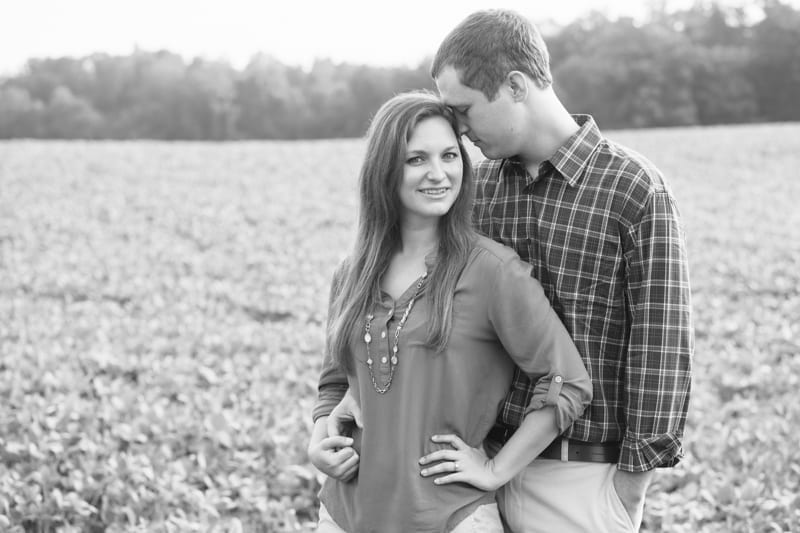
<box><xmin>419</xmin><ymin>187</ymin><xmax>450</xmax><ymax>198</ymax></box>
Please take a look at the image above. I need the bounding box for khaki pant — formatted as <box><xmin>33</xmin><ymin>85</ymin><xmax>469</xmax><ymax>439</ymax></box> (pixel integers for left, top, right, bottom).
<box><xmin>497</xmin><ymin>459</ymin><xmax>638</xmax><ymax>533</ymax></box>
<box><xmin>316</xmin><ymin>502</ymin><xmax>504</xmax><ymax>533</ymax></box>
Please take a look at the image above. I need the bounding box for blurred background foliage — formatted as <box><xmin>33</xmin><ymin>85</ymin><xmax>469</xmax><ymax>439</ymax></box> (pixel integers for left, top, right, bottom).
<box><xmin>1</xmin><ymin>0</ymin><xmax>799</xmax><ymax>140</ymax></box>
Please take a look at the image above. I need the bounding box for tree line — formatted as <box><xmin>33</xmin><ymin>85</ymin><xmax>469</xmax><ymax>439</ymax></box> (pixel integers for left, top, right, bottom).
<box><xmin>1</xmin><ymin>1</ymin><xmax>798</xmax><ymax>140</ymax></box>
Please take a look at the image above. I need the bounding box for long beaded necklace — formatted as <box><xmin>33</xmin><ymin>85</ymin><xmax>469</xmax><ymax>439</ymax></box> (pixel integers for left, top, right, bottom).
<box><xmin>363</xmin><ymin>272</ymin><xmax>428</xmax><ymax>394</ymax></box>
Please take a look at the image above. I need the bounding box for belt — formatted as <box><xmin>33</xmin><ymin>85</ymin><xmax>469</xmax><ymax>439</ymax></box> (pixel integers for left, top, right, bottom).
<box><xmin>487</xmin><ymin>425</ymin><xmax>620</xmax><ymax>463</ymax></box>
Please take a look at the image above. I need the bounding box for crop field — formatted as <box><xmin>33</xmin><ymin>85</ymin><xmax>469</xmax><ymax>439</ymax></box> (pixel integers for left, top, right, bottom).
<box><xmin>1</xmin><ymin>122</ymin><xmax>799</xmax><ymax>532</ymax></box>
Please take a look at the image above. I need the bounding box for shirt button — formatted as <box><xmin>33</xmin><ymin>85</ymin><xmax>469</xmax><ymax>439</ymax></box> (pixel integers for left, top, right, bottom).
<box><xmin>381</xmin><ymin>331</ymin><xmax>386</xmax><ymax>339</ymax></box>
<box><xmin>554</xmin><ymin>375</ymin><xmax>563</xmax><ymax>383</ymax></box>
<box><xmin>381</xmin><ymin>356</ymin><xmax>388</xmax><ymax>364</ymax></box>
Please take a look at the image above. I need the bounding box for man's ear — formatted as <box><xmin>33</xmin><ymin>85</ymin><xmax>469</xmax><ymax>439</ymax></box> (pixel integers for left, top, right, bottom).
<box><xmin>506</xmin><ymin>71</ymin><xmax>528</xmax><ymax>102</ymax></box>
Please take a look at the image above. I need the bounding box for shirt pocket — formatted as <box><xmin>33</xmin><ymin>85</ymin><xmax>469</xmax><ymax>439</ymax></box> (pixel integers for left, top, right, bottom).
<box><xmin>553</xmin><ymin>252</ymin><xmax>626</xmax><ymax>341</ymax></box>
<box><xmin>550</xmin><ymin>252</ymin><xmax>625</xmax><ymax>306</ymax></box>
<box><xmin>549</xmin><ymin>233</ymin><xmax>623</xmax><ymax>305</ymax></box>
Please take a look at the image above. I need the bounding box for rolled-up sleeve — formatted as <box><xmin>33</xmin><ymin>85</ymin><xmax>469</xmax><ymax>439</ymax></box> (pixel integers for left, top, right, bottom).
<box><xmin>487</xmin><ymin>254</ymin><xmax>593</xmax><ymax>432</ymax></box>
<box><xmin>311</xmin><ymin>263</ymin><xmax>350</xmax><ymax>422</ymax></box>
<box><xmin>313</xmin><ymin>377</ymin><xmax>348</xmax><ymax>422</ymax></box>
<box><xmin>621</xmin><ymin>191</ymin><xmax>693</xmax><ymax>471</ymax></box>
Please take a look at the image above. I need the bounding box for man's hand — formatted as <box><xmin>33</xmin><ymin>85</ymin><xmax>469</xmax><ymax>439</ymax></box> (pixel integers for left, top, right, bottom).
<box><xmin>308</xmin><ymin>434</ymin><xmax>360</xmax><ymax>482</ymax></box>
<box><xmin>327</xmin><ymin>388</ymin><xmax>363</xmax><ymax>438</ymax></box>
<box><xmin>307</xmin><ymin>416</ymin><xmax>359</xmax><ymax>482</ymax></box>
<box><xmin>418</xmin><ymin>434</ymin><xmax>504</xmax><ymax>491</ymax></box>
<box><xmin>612</xmin><ymin>469</ymin><xmax>653</xmax><ymax>531</ymax></box>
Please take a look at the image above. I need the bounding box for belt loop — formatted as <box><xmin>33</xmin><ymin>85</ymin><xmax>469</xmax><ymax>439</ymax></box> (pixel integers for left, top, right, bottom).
<box><xmin>560</xmin><ymin>439</ymin><xmax>569</xmax><ymax>461</ymax></box>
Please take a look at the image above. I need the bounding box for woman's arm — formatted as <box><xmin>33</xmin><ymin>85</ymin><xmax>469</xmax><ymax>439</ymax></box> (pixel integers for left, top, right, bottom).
<box><xmin>420</xmin><ymin>250</ymin><xmax>592</xmax><ymax>489</ymax></box>
<box><xmin>419</xmin><ymin>406</ymin><xmax>558</xmax><ymax>491</ymax></box>
<box><xmin>307</xmin><ymin>261</ymin><xmax>361</xmax><ymax>481</ymax></box>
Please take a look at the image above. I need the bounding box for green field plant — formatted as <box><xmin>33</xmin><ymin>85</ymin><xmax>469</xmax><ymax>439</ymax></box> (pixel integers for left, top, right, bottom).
<box><xmin>1</xmin><ymin>123</ymin><xmax>799</xmax><ymax>531</ymax></box>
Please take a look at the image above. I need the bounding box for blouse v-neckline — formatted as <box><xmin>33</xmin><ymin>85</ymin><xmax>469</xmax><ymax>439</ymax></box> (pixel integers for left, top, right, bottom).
<box><xmin>379</xmin><ymin>273</ymin><xmax>428</xmax><ymax>308</ymax></box>
<box><xmin>378</xmin><ymin>249</ymin><xmax>438</xmax><ymax>307</ymax></box>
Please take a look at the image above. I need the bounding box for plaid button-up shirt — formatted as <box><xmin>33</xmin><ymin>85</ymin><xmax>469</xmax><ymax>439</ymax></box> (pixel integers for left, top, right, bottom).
<box><xmin>476</xmin><ymin>115</ymin><xmax>693</xmax><ymax>472</ymax></box>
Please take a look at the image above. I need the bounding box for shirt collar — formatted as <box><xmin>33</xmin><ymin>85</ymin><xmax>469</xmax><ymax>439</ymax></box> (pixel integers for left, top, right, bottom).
<box><xmin>498</xmin><ymin>114</ymin><xmax>602</xmax><ymax>188</ymax></box>
<box><xmin>498</xmin><ymin>157</ymin><xmax>535</xmax><ymax>187</ymax></box>
<box><xmin>548</xmin><ymin>114</ymin><xmax>602</xmax><ymax>187</ymax></box>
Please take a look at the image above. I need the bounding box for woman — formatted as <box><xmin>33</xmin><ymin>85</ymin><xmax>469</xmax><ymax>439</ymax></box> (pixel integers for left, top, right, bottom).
<box><xmin>308</xmin><ymin>91</ymin><xmax>592</xmax><ymax>532</ymax></box>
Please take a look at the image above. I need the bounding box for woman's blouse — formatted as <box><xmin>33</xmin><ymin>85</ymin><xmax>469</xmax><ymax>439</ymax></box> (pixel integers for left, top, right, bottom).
<box><xmin>315</xmin><ymin>235</ymin><xmax>592</xmax><ymax>532</ymax></box>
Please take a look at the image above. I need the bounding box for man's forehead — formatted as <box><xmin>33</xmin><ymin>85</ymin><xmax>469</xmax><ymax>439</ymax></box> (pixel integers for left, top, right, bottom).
<box><xmin>435</xmin><ymin>69</ymin><xmax>471</xmax><ymax>104</ymax></box>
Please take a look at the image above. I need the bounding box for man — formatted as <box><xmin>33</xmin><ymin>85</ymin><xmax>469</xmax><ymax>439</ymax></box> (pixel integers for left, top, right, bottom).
<box><xmin>310</xmin><ymin>9</ymin><xmax>692</xmax><ymax>532</ymax></box>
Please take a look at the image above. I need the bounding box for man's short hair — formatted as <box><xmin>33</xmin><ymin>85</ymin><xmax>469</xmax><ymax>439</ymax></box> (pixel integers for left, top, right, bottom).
<box><xmin>431</xmin><ymin>9</ymin><xmax>552</xmax><ymax>99</ymax></box>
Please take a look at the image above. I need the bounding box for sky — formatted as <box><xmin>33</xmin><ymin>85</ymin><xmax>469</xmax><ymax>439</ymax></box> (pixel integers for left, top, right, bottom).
<box><xmin>0</xmin><ymin>0</ymin><xmax>784</xmax><ymax>76</ymax></box>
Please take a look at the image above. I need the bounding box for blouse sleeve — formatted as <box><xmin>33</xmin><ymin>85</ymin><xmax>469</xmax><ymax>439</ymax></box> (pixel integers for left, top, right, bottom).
<box><xmin>486</xmin><ymin>253</ymin><xmax>593</xmax><ymax>432</ymax></box>
<box><xmin>311</xmin><ymin>262</ymin><xmax>350</xmax><ymax>422</ymax></box>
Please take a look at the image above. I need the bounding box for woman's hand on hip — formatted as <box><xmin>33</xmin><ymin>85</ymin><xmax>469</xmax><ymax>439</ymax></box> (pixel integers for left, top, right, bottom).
<box><xmin>418</xmin><ymin>434</ymin><xmax>503</xmax><ymax>491</ymax></box>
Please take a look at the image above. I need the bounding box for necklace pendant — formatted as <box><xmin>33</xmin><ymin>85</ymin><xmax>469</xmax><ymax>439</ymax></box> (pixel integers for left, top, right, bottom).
<box><xmin>362</xmin><ymin>273</ymin><xmax>426</xmax><ymax>395</ymax></box>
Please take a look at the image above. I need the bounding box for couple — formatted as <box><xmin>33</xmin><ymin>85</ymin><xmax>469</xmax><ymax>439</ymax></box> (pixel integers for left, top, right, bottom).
<box><xmin>308</xmin><ymin>9</ymin><xmax>693</xmax><ymax>533</ymax></box>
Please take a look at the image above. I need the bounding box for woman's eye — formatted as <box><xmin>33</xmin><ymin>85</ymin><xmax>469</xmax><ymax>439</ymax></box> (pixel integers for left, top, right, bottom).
<box><xmin>442</xmin><ymin>152</ymin><xmax>459</xmax><ymax>161</ymax></box>
<box><xmin>406</xmin><ymin>156</ymin><xmax>424</xmax><ymax>165</ymax></box>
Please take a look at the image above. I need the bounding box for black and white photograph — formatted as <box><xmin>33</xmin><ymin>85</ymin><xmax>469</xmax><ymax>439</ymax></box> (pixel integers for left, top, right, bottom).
<box><xmin>1</xmin><ymin>0</ymin><xmax>799</xmax><ymax>531</ymax></box>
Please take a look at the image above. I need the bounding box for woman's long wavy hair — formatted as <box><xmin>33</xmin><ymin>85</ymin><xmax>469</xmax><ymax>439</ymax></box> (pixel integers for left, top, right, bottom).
<box><xmin>326</xmin><ymin>91</ymin><xmax>476</xmax><ymax>370</ymax></box>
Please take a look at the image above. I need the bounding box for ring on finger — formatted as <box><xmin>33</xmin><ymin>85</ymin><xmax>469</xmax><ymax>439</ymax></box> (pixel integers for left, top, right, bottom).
<box><xmin>453</xmin><ymin>461</ymin><xmax>459</xmax><ymax>472</ymax></box>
